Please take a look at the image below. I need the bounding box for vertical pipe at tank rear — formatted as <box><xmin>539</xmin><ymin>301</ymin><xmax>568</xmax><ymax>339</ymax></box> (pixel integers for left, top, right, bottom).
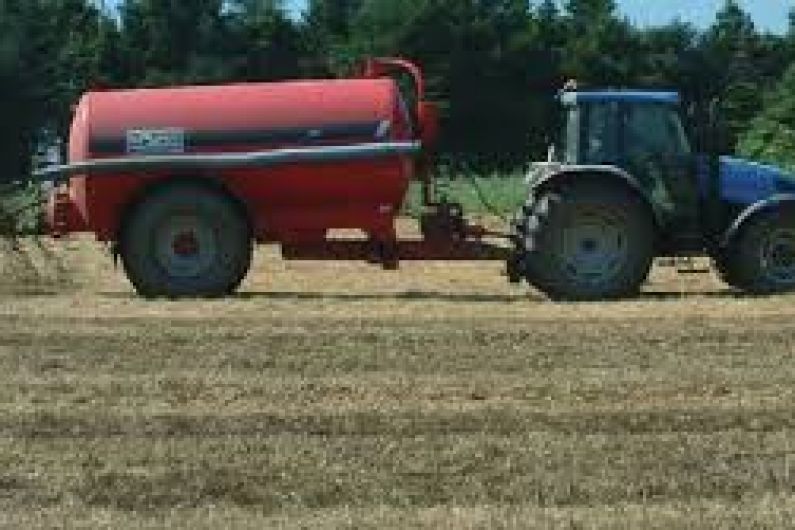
<box><xmin>362</xmin><ymin>58</ymin><xmax>439</xmax><ymax>207</ymax></box>
<box><xmin>417</xmin><ymin>101</ymin><xmax>440</xmax><ymax>207</ymax></box>
<box><xmin>421</xmin><ymin>165</ymin><xmax>434</xmax><ymax>207</ymax></box>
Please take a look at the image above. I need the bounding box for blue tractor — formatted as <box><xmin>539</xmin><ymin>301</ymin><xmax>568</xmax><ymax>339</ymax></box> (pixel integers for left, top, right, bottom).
<box><xmin>512</xmin><ymin>89</ymin><xmax>795</xmax><ymax>300</ymax></box>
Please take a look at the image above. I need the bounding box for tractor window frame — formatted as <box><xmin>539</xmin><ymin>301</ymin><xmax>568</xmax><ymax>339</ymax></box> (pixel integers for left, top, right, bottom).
<box><xmin>561</xmin><ymin>104</ymin><xmax>580</xmax><ymax>165</ymax></box>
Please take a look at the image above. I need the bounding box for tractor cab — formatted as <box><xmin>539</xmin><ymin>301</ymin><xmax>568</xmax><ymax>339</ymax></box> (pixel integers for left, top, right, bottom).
<box><xmin>557</xmin><ymin>90</ymin><xmax>700</xmax><ymax>237</ymax></box>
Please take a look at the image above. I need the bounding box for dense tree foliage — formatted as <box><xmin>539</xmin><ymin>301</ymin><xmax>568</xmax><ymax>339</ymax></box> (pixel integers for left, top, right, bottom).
<box><xmin>1</xmin><ymin>0</ymin><xmax>795</xmax><ymax>181</ymax></box>
<box><xmin>737</xmin><ymin>63</ymin><xmax>795</xmax><ymax>171</ymax></box>
<box><xmin>1</xmin><ymin>0</ymin><xmax>121</xmax><ymax>180</ymax></box>
<box><xmin>0</xmin><ymin>1</ymin><xmax>31</xmax><ymax>182</ymax></box>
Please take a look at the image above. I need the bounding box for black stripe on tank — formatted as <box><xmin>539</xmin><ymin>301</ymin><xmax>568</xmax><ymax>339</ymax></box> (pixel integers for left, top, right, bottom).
<box><xmin>88</xmin><ymin>121</ymin><xmax>389</xmax><ymax>155</ymax></box>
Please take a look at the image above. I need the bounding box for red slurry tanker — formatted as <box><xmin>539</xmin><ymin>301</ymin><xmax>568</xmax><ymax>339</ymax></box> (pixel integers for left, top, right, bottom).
<box><xmin>40</xmin><ymin>59</ymin><xmax>506</xmax><ymax>298</ymax></box>
<box><xmin>38</xmin><ymin>58</ymin><xmax>795</xmax><ymax>299</ymax></box>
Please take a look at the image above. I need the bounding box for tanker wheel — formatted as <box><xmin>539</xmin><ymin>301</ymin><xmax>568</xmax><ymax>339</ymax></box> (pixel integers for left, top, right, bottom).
<box><xmin>721</xmin><ymin>209</ymin><xmax>795</xmax><ymax>294</ymax></box>
<box><xmin>522</xmin><ymin>183</ymin><xmax>654</xmax><ymax>301</ymax></box>
<box><xmin>120</xmin><ymin>184</ymin><xmax>252</xmax><ymax>298</ymax></box>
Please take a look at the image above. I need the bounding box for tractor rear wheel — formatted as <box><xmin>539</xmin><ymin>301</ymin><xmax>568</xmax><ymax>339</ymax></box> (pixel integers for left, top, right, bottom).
<box><xmin>121</xmin><ymin>183</ymin><xmax>252</xmax><ymax>298</ymax></box>
<box><xmin>521</xmin><ymin>183</ymin><xmax>654</xmax><ymax>301</ymax></box>
<box><xmin>712</xmin><ymin>252</ymin><xmax>744</xmax><ymax>290</ymax></box>
<box><xmin>721</xmin><ymin>209</ymin><xmax>795</xmax><ymax>294</ymax></box>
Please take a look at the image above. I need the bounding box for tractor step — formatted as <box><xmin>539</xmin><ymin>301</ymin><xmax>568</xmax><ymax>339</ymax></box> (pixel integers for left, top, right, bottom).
<box><xmin>658</xmin><ymin>257</ymin><xmax>711</xmax><ymax>274</ymax></box>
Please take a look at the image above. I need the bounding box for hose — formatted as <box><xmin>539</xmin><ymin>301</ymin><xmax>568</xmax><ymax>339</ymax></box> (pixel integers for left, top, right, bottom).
<box><xmin>464</xmin><ymin>172</ymin><xmax>514</xmax><ymax>223</ymax></box>
<box><xmin>33</xmin><ymin>141</ymin><xmax>422</xmax><ymax>183</ymax></box>
<box><xmin>450</xmin><ymin>159</ymin><xmax>523</xmax><ymax>224</ymax></box>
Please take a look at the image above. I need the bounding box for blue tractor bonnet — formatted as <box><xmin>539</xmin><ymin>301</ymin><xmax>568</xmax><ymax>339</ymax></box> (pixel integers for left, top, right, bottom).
<box><xmin>697</xmin><ymin>156</ymin><xmax>795</xmax><ymax>206</ymax></box>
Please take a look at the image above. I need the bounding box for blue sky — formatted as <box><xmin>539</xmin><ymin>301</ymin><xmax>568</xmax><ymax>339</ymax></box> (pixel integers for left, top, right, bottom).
<box><xmin>283</xmin><ymin>0</ymin><xmax>791</xmax><ymax>34</ymax></box>
<box><xmin>105</xmin><ymin>1</ymin><xmax>791</xmax><ymax>34</ymax></box>
<box><xmin>614</xmin><ymin>0</ymin><xmax>790</xmax><ymax>34</ymax></box>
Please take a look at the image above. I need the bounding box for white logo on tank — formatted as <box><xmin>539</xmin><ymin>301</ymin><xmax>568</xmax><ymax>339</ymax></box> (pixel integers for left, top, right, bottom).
<box><xmin>126</xmin><ymin>128</ymin><xmax>186</xmax><ymax>155</ymax></box>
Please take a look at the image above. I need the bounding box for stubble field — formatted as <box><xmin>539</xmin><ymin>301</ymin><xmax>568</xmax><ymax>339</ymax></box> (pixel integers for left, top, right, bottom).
<box><xmin>0</xmin><ymin>224</ymin><xmax>793</xmax><ymax>528</ymax></box>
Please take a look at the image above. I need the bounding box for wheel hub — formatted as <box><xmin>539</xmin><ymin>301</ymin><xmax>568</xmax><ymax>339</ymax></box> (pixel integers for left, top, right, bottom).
<box><xmin>172</xmin><ymin>232</ymin><xmax>199</xmax><ymax>257</ymax></box>
<box><xmin>562</xmin><ymin>216</ymin><xmax>626</xmax><ymax>283</ymax></box>
<box><xmin>155</xmin><ymin>215</ymin><xmax>217</xmax><ymax>279</ymax></box>
<box><xmin>761</xmin><ymin>228</ymin><xmax>795</xmax><ymax>282</ymax></box>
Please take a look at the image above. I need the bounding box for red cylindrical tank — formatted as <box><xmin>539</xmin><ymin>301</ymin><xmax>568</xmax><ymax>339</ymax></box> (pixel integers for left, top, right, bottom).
<box><xmin>64</xmin><ymin>76</ymin><xmax>417</xmax><ymax>242</ymax></box>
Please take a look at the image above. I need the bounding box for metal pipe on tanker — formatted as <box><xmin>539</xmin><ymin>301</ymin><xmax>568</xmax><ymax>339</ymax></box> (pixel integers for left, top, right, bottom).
<box><xmin>362</xmin><ymin>58</ymin><xmax>439</xmax><ymax>208</ymax></box>
<box><xmin>33</xmin><ymin>141</ymin><xmax>422</xmax><ymax>183</ymax></box>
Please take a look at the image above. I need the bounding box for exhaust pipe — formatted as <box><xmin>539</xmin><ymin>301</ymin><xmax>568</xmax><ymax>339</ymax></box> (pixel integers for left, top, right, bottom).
<box><xmin>34</xmin><ymin>141</ymin><xmax>421</xmax><ymax>183</ymax></box>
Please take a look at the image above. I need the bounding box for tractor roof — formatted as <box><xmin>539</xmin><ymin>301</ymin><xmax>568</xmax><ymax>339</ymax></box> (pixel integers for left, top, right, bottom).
<box><xmin>560</xmin><ymin>90</ymin><xmax>680</xmax><ymax>105</ymax></box>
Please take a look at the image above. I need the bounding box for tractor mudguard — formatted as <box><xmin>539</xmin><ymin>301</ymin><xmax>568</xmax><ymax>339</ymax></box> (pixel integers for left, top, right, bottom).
<box><xmin>530</xmin><ymin>164</ymin><xmax>663</xmax><ymax>228</ymax></box>
<box><xmin>721</xmin><ymin>194</ymin><xmax>795</xmax><ymax>248</ymax></box>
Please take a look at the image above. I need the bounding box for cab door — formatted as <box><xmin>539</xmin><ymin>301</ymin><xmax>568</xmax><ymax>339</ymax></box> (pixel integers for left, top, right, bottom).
<box><xmin>620</xmin><ymin>103</ymin><xmax>699</xmax><ymax>234</ymax></box>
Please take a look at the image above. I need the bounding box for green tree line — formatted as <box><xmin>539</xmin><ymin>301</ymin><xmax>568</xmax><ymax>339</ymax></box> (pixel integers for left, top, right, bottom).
<box><xmin>1</xmin><ymin>0</ymin><xmax>795</xmax><ymax>181</ymax></box>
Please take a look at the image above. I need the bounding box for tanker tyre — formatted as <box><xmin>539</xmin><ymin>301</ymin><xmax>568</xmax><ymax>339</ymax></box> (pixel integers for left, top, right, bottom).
<box><xmin>721</xmin><ymin>209</ymin><xmax>795</xmax><ymax>294</ymax></box>
<box><xmin>120</xmin><ymin>184</ymin><xmax>252</xmax><ymax>298</ymax></box>
<box><xmin>523</xmin><ymin>183</ymin><xmax>654</xmax><ymax>301</ymax></box>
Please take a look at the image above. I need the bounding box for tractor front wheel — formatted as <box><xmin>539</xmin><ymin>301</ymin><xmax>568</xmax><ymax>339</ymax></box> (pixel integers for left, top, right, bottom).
<box><xmin>721</xmin><ymin>209</ymin><xmax>795</xmax><ymax>294</ymax></box>
<box><xmin>521</xmin><ymin>183</ymin><xmax>655</xmax><ymax>301</ymax></box>
<box><xmin>120</xmin><ymin>184</ymin><xmax>252</xmax><ymax>298</ymax></box>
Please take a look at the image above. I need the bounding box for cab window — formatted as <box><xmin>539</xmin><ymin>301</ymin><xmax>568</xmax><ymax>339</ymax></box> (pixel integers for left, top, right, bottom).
<box><xmin>623</xmin><ymin>104</ymin><xmax>690</xmax><ymax>158</ymax></box>
<box><xmin>583</xmin><ymin>102</ymin><xmax>620</xmax><ymax>165</ymax></box>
